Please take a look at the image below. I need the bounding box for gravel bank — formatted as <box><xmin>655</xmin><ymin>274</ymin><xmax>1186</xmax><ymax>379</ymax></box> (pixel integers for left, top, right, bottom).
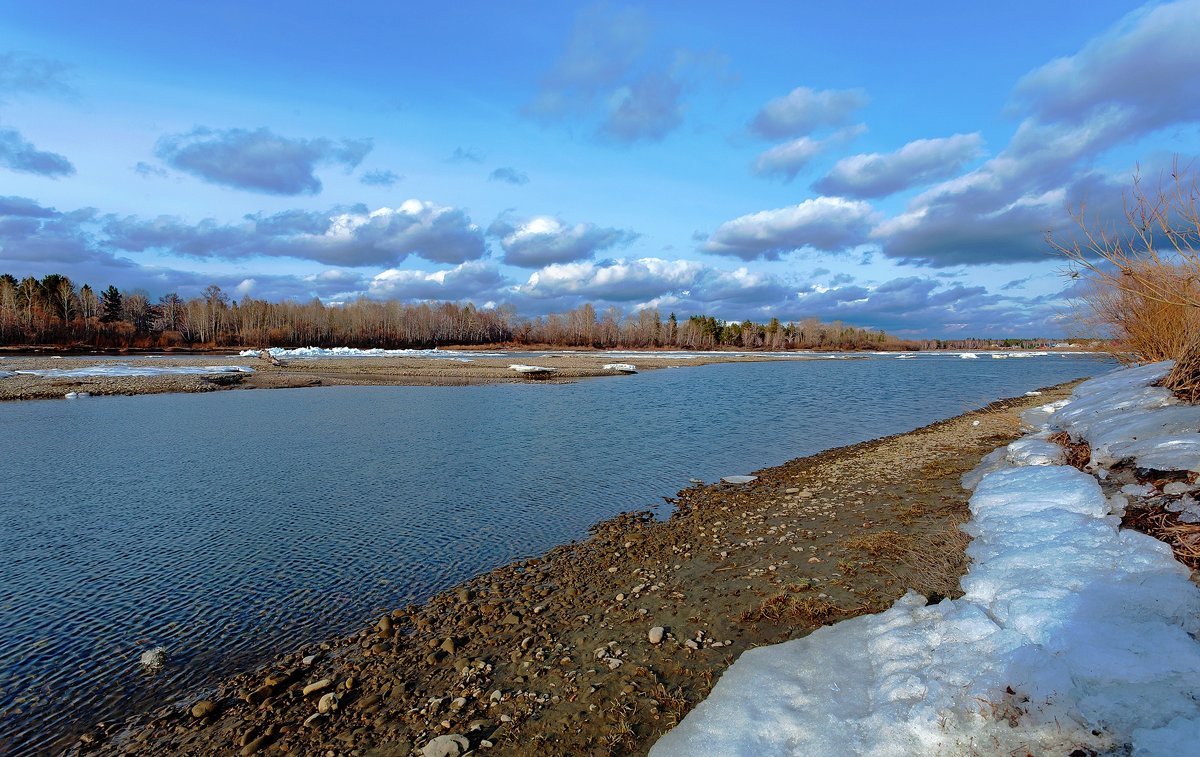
<box><xmin>65</xmin><ymin>382</ymin><xmax>1079</xmax><ymax>757</ymax></box>
<box><xmin>0</xmin><ymin>353</ymin><xmax>828</xmax><ymax>401</ymax></box>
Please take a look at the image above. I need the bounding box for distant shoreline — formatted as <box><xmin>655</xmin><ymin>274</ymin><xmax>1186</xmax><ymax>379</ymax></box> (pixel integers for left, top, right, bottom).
<box><xmin>0</xmin><ymin>349</ymin><xmax>1109</xmax><ymax>403</ymax></box>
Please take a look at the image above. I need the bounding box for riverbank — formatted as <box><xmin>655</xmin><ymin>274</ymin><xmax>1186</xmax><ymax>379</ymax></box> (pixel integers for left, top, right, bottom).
<box><xmin>0</xmin><ymin>352</ymin><xmax>834</xmax><ymax>401</ymax></box>
<box><xmin>69</xmin><ymin>383</ymin><xmax>1078</xmax><ymax>757</ymax></box>
<box><xmin>652</xmin><ymin>361</ymin><xmax>1200</xmax><ymax>755</ymax></box>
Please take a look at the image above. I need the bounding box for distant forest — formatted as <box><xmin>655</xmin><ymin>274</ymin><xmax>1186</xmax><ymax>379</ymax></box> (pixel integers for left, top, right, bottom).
<box><xmin>0</xmin><ymin>273</ymin><xmax>1053</xmax><ymax>351</ymax></box>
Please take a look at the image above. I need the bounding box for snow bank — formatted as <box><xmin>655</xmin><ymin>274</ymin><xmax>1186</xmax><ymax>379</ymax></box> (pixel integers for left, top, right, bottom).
<box><xmin>652</xmin><ymin>363</ymin><xmax>1200</xmax><ymax>756</ymax></box>
<box><xmin>14</xmin><ymin>364</ymin><xmax>253</xmax><ymax>378</ymax></box>
<box><xmin>1049</xmin><ymin>361</ymin><xmax>1200</xmax><ymax>473</ymax></box>
<box><xmin>959</xmin><ymin>353</ymin><xmax>978</xmax><ymax>359</ymax></box>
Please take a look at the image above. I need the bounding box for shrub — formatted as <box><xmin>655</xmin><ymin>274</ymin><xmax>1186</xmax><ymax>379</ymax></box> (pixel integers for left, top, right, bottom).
<box><xmin>1049</xmin><ymin>160</ymin><xmax>1200</xmax><ymax>397</ymax></box>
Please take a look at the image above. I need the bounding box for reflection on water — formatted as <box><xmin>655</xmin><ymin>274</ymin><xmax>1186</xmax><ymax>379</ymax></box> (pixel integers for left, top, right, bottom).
<box><xmin>0</xmin><ymin>354</ymin><xmax>1110</xmax><ymax>753</ymax></box>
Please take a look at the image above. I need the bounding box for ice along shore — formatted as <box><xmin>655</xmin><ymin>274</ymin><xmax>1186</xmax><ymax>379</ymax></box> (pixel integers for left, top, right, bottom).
<box><xmin>654</xmin><ymin>361</ymin><xmax>1200</xmax><ymax>756</ymax></box>
<box><xmin>72</xmin><ymin>382</ymin><xmax>1084</xmax><ymax>756</ymax></box>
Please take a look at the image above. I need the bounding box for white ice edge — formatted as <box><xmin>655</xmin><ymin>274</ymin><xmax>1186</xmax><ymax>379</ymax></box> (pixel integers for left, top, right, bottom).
<box><xmin>508</xmin><ymin>364</ymin><xmax>555</xmax><ymax>374</ymax></box>
<box><xmin>13</xmin><ymin>364</ymin><xmax>254</xmax><ymax>378</ymax></box>
<box><xmin>653</xmin><ymin>362</ymin><xmax>1200</xmax><ymax>756</ymax></box>
<box><xmin>241</xmin><ymin>346</ymin><xmax>507</xmax><ymax>358</ymax></box>
<box><xmin>602</xmin><ymin>363</ymin><xmax>638</xmax><ymax>373</ymax></box>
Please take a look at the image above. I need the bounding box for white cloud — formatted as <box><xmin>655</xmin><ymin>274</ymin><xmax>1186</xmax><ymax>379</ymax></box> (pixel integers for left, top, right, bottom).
<box><xmin>490</xmin><ymin>214</ymin><xmax>638</xmax><ymax>267</ymax></box>
<box><xmin>750</xmin><ymin>86</ymin><xmax>868</xmax><ymax>139</ymax></box>
<box><xmin>704</xmin><ymin>197</ymin><xmax>876</xmax><ymax>260</ymax></box>
<box><xmin>368</xmin><ymin>261</ymin><xmax>505</xmax><ymax>301</ymax></box>
<box><xmin>815</xmin><ymin>133</ymin><xmax>984</xmax><ymax>198</ymax></box>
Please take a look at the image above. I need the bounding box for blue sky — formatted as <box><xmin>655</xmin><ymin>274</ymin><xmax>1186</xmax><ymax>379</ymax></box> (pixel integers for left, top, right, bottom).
<box><xmin>1</xmin><ymin>0</ymin><xmax>1198</xmax><ymax>337</ymax></box>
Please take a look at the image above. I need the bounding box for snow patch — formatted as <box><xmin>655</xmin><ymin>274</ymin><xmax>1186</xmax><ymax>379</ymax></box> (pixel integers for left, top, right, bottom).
<box><xmin>15</xmin><ymin>364</ymin><xmax>254</xmax><ymax>378</ymax></box>
<box><xmin>653</xmin><ymin>363</ymin><xmax>1200</xmax><ymax>756</ymax></box>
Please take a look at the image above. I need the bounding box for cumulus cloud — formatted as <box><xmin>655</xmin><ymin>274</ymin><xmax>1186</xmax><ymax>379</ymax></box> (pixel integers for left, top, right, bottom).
<box><xmin>155</xmin><ymin>127</ymin><xmax>372</xmax><ymax>195</ymax></box>
<box><xmin>750</xmin><ymin>86</ymin><xmax>868</xmax><ymax>139</ymax></box>
<box><xmin>814</xmin><ymin>133</ymin><xmax>984</xmax><ymax>198</ymax></box>
<box><xmin>0</xmin><ymin>126</ymin><xmax>74</xmax><ymax>177</ymax></box>
<box><xmin>873</xmin><ymin>2</ymin><xmax>1200</xmax><ymax>267</ymax></box>
<box><xmin>704</xmin><ymin>197</ymin><xmax>875</xmax><ymax>260</ymax></box>
<box><xmin>525</xmin><ymin>4</ymin><xmax>721</xmax><ymax>143</ymax></box>
<box><xmin>489</xmin><ymin>215</ymin><xmax>637</xmax><ymax>267</ymax></box>
<box><xmin>488</xmin><ymin>167</ymin><xmax>530</xmax><ymax>185</ymax></box>
<box><xmin>512</xmin><ymin>257</ymin><xmax>791</xmax><ymax>315</ymax></box>
<box><xmin>368</xmin><ymin>260</ymin><xmax>506</xmax><ymax>301</ymax></box>
<box><xmin>778</xmin><ymin>275</ymin><xmax>1070</xmax><ymax>336</ymax></box>
<box><xmin>105</xmin><ymin>199</ymin><xmax>485</xmax><ymax>267</ymax></box>
<box><xmin>1015</xmin><ymin>1</ymin><xmax>1200</xmax><ymax>135</ymax></box>
<box><xmin>360</xmin><ymin>169</ymin><xmax>402</xmax><ymax>187</ymax></box>
<box><xmin>753</xmin><ymin>125</ymin><xmax>865</xmax><ymax>181</ymax></box>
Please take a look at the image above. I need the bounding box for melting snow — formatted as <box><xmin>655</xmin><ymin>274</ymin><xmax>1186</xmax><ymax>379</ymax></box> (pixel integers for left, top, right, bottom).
<box><xmin>652</xmin><ymin>361</ymin><xmax>1200</xmax><ymax>756</ymax></box>
<box><xmin>14</xmin><ymin>364</ymin><xmax>254</xmax><ymax>378</ymax></box>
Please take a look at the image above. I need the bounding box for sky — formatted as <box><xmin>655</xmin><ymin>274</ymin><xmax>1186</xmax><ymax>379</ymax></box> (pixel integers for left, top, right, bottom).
<box><xmin>1</xmin><ymin>0</ymin><xmax>1198</xmax><ymax>338</ymax></box>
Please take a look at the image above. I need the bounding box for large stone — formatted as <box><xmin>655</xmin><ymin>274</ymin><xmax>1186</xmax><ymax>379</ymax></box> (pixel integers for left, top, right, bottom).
<box><xmin>190</xmin><ymin>699</ymin><xmax>217</xmax><ymax>719</ymax></box>
<box><xmin>421</xmin><ymin>733</ymin><xmax>470</xmax><ymax>757</ymax></box>
<box><xmin>648</xmin><ymin>626</ymin><xmax>665</xmax><ymax>645</ymax></box>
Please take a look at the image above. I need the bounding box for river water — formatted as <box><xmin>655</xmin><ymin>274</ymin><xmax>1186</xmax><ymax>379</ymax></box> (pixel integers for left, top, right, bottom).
<box><xmin>0</xmin><ymin>353</ymin><xmax>1111</xmax><ymax>753</ymax></box>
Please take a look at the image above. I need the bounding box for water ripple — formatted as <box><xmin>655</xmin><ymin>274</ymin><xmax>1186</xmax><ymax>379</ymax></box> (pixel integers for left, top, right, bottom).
<box><xmin>0</xmin><ymin>356</ymin><xmax>1111</xmax><ymax>754</ymax></box>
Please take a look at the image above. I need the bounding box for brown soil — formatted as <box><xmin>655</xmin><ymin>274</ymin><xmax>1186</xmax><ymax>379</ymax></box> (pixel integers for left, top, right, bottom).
<box><xmin>68</xmin><ymin>382</ymin><xmax>1079</xmax><ymax>757</ymax></box>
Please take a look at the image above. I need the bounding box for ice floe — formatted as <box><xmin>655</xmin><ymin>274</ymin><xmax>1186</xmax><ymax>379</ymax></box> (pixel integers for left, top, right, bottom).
<box><xmin>602</xmin><ymin>363</ymin><xmax>638</xmax><ymax>373</ymax></box>
<box><xmin>652</xmin><ymin>361</ymin><xmax>1200</xmax><ymax>756</ymax></box>
<box><xmin>508</xmin><ymin>364</ymin><xmax>556</xmax><ymax>374</ymax></box>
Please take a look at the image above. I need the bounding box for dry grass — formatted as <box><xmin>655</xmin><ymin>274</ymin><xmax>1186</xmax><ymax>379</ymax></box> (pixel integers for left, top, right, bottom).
<box><xmin>1079</xmin><ymin>263</ymin><xmax>1200</xmax><ymax>364</ymax></box>
<box><xmin>882</xmin><ymin>520</ymin><xmax>972</xmax><ymax>600</ymax></box>
<box><xmin>1165</xmin><ymin>332</ymin><xmax>1200</xmax><ymax>402</ymax></box>
<box><xmin>1123</xmin><ymin>507</ymin><xmax>1200</xmax><ymax>570</ymax></box>
<box><xmin>845</xmin><ymin>530</ymin><xmax>909</xmax><ymax>560</ymax></box>
<box><xmin>739</xmin><ymin>586</ymin><xmax>842</xmax><ymax>626</ymax></box>
<box><xmin>1049</xmin><ymin>431</ymin><xmax>1092</xmax><ymax>470</ymax></box>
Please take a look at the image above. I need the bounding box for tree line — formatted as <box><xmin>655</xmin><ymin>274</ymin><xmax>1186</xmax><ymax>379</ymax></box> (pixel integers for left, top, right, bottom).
<box><xmin>0</xmin><ymin>272</ymin><xmax>1051</xmax><ymax>352</ymax></box>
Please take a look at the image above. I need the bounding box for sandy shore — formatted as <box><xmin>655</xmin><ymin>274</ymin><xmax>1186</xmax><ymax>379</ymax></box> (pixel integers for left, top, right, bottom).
<box><xmin>64</xmin><ymin>382</ymin><xmax>1078</xmax><ymax>757</ymax></box>
<box><xmin>0</xmin><ymin>353</ymin><xmax>836</xmax><ymax>402</ymax></box>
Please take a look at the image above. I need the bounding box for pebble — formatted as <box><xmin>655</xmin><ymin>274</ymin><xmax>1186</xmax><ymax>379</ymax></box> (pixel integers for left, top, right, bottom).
<box><xmin>190</xmin><ymin>699</ymin><xmax>216</xmax><ymax>719</ymax></box>
<box><xmin>648</xmin><ymin>626</ymin><xmax>665</xmax><ymax>645</ymax></box>
<box><xmin>303</xmin><ymin>678</ymin><xmax>332</xmax><ymax>696</ymax></box>
<box><xmin>318</xmin><ymin>691</ymin><xmax>339</xmax><ymax>714</ymax></box>
<box><xmin>1164</xmin><ymin>482</ymin><xmax>1192</xmax><ymax>495</ymax></box>
<box><xmin>421</xmin><ymin>734</ymin><xmax>470</xmax><ymax>757</ymax></box>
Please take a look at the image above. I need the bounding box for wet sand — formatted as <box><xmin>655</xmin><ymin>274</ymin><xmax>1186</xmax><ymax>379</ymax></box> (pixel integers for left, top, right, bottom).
<box><xmin>0</xmin><ymin>353</ymin><xmax>836</xmax><ymax>402</ymax></box>
<box><xmin>67</xmin><ymin>381</ymin><xmax>1079</xmax><ymax>757</ymax></box>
